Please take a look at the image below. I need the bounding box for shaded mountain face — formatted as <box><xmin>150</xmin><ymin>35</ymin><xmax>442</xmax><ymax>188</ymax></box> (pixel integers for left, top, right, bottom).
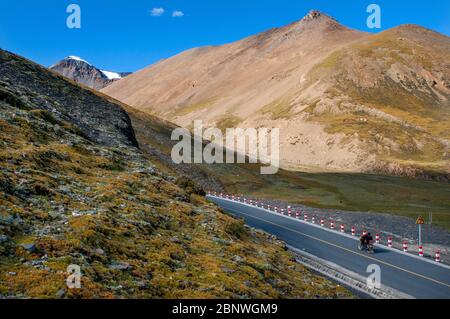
<box><xmin>1</xmin><ymin>51</ymin><xmax>137</xmax><ymax>148</ymax></box>
<box><xmin>50</xmin><ymin>56</ymin><xmax>131</xmax><ymax>90</ymax></box>
<box><xmin>0</xmin><ymin>49</ymin><xmax>351</xmax><ymax>298</ymax></box>
<box><xmin>102</xmin><ymin>10</ymin><xmax>450</xmax><ymax>178</ymax></box>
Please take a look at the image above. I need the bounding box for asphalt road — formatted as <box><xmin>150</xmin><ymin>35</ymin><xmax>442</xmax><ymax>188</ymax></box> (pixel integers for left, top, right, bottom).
<box><xmin>208</xmin><ymin>196</ymin><xmax>450</xmax><ymax>299</ymax></box>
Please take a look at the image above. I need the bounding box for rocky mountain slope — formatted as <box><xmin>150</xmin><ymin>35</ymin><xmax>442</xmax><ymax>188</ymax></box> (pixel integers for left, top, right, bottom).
<box><xmin>102</xmin><ymin>10</ymin><xmax>450</xmax><ymax>179</ymax></box>
<box><xmin>0</xmin><ymin>49</ymin><xmax>351</xmax><ymax>298</ymax></box>
<box><xmin>50</xmin><ymin>56</ymin><xmax>131</xmax><ymax>90</ymax></box>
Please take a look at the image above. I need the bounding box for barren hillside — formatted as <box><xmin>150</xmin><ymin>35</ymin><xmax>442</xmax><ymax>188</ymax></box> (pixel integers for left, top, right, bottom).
<box><xmin>103</xmin><ymin>11</ymin><xmax>450</xmax><ymax>178</ymax></box>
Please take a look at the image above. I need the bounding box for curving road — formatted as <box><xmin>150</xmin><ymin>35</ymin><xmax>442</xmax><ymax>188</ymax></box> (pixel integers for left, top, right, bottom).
<box><xmin>208</xmin><ymin>195</ymin><xmax>450</xmax><ymax>299</ymax></box>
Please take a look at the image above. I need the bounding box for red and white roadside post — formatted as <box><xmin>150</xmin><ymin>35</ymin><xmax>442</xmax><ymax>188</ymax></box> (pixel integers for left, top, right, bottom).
<box><xmin>340</xmin><ymin>224</ymin><xmax>345</xmax><ymax>233</ymax></box>
<box><xmin>435</xmin><ymin>250</ymin><xmax>441</xmax><ymax>263</ymax></box>
<box><xmin>312</xmin><ymin>217</ymin><xmax>316</xmax><ymax>224</ymax></box>
<box><xmin>351</xmin><ymin>227</ymin><xmax>356</xmax><ymax>236</ymax></box>
<box><xmin>274</xmin><ymin>207</ymin><xmax>278</xmax><ymax>213</ymax></box>
<box><xmin>244</xmin><ymin>198</ymin><xmax>247</xmax><ymax>204</ymax></box>
<box><xmin>296</xmin><ymin>211</ymin><xmax>300</xmax><ymax>219</ymax></box>
<box><xmin>287</xmin><ymin>206</ymin><xmax>292</xmax><ymax>216</ymax></box>
<box><xmin>362</xmin><ymin>230</ymin><xmax>367</xmax><ymax>236</ymax></box>
<box><xmin>330</xmin><ymin>222</ymin><xmax>335</xmax><ymax>230</ymax></box>
<box><xmin>320</xmin><ymin>218</ymin><xmax>324</xmax><ymax>227</ymax></box>
<box><xmin>403</xmin><ymin>241</ymin><xmax>408</xmax><ymax>252</ymax></box>
<box><xmin>418</xmin><ymin>246</ymin><xmax>424</xmax><ymax>257</ymax></box>
<box><xmin>304</xmin><ymin>214</ymin><xmax>308</xmax><ymax>222</ymax></box>
<box><xmin>375</xmin><ymin>234</ymin><xmax>380</xmax><ymax>244</ymax></box>
<box><xmin>387</xmin><ymin>237</ymin><xmax>393</xmax><ymax>248</ymax></box>
<box><xmin>281</xmin><ymin>208</ymin><xmax>285</xmax><ymax>215</ymax></box>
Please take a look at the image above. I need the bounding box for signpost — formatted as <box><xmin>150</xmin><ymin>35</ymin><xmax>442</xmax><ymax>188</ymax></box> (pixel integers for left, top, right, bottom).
<box><xmin>416</xmin><ymin>216</ymin><xmax>425</xmax><ymax>247</ymax></box>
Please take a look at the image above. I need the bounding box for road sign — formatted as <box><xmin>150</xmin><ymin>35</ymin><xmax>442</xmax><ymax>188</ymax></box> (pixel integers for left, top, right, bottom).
<box><xmin>416</xmin><ymin>216</ymin><xmax>425</xmax><ymax>225</ymax></box>
<box><xmin>416</xmin><ymin>216</ymin><xmax>425</xmax><ymax>247</ymax></box>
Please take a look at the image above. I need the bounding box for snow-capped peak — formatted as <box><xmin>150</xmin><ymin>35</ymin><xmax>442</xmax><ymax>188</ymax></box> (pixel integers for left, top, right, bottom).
<box><xmin>101</xmin><ymin>70</ymin><xmax>122</xmax><ymax>80</ymax></box>
<box><xmin>66</xmin><ymin>56</ymin><xmax>91</xmax><ymax>65</ymax></box>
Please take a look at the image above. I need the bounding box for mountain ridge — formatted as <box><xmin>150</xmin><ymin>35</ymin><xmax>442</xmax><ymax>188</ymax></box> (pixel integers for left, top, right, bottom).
<box><xmin>50</xmin><ymin>56</ymin><xmax>131</xmax><ymax>90</ymax></box>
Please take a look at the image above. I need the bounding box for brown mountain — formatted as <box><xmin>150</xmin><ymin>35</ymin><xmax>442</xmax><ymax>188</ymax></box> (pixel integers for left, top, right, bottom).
<box><xmin>102</xmin><ymin>10</ymin><xmax>450</xmax><ymax>178</ymax></box>
<box><xmin>50</xmin><ymin>56</ymin><xmax>131</xmax><ymax>90</ymax></box>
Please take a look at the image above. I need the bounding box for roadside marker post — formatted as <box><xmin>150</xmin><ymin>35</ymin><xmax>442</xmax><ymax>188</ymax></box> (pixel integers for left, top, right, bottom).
<box><xmin>340</xmin><ymin>224</ymin><xmax>345</xmax><ymax>233</ymax></box>
<box><xmin>362</xmin><ymin>230</ymin><xmax>367</xmax><ymax>236</ymax></box>
<box><xmin>419</xmin><ymin>246</ymin><xmax>424</xmax><ymax>257</ymax></box>
<box><xmin>375</xmin><ymin>234</ymin><xmax>380</xmax><ymax>244</ymax></box>
<box><xmin>296</xmin><ymin>212</ymin><xmax>300</xmax><ymax>219</ymax></box>
<box><xmin>435</xmin><ymin>251</ymin><xmax>441</xmax><ymax>263</ymax></box>
<box><xmin>320</xmin><ymin>219</ymin><xmax>324</xmax><ymax>227</ymax></box>
<box><xmin>403</xmin><ymin>242</ymin><xmax>408</xmax><ymax>252</ymax></box>
<box><xmin>312</xmin><ymin>217</ymin><xmax>316</xmax><ymax>224</ymax></box>
<box><xmin>304</xmin><ymin>214</ymin><xmax>308</xmax><ymax>222</ymax></box>
<box><xmin>330</xmin><ymin>222</ymin><xmax>335</xmax><ymax>230</ymax></box>
<box><xmin>351</xmin><ymin>227</ymin><xmax>356</xmax><ymax>236</ymax></box>
<box><xmin>388</xmin><ymin>237</ymin><xmax>393</xmax><ymax>248</ymax></box>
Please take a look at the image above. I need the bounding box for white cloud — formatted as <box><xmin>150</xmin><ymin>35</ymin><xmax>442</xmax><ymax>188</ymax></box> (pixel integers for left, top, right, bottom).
<box><xmin>151</xmin><ymin>8</ymin><xmax>165</xmax><ymax>17</ymax></box>
<box><xmin>172</xmin><ymin>10</ymin><xmax>184</xmax><ymax>18</ymax></box>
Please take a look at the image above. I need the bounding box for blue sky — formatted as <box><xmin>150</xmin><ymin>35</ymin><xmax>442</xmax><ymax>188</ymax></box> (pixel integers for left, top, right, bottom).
<box><xmin>0</xmin><ymin>0</ymin><xmax>449</xmax><ymax>72</ymax></box>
